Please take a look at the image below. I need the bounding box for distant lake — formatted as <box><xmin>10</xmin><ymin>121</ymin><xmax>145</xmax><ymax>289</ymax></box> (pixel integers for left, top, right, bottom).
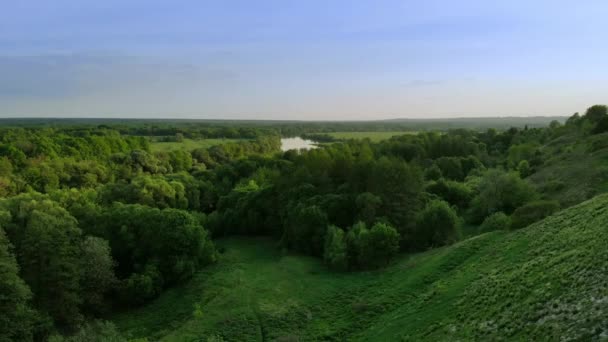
<box><xmin>280</xmin><ymin>137</ymin><xmax>317</xmax><ymax>151</ymax></box>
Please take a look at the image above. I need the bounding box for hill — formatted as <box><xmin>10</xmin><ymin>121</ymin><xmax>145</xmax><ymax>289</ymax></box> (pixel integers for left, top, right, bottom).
<box><xmin>529</xmin><ymin>132</ymin><xmax>608</xmax><ymax>208</ymax></box>
<box><xmin>113</xmin><ymin>194</ymin><xmax>608</xmax><ymax>341</ymax></box>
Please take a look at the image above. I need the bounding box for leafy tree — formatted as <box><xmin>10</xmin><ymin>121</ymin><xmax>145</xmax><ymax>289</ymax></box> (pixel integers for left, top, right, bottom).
<box><xmin>479</xmin><ymin>212</ymin><xmax>510</xmax><ymax>233</ymax></box>
<box><xmin>284</xmin><ymin>204</ymin><xmax>328</xmax><ymax>256</ymax></box>
<box><xmin>0</xmin><ymin>226</ymin><xmax>35</xmax><ymax>342</ymax></box>
<box><xmin>584</xmin><ymin>104</ymin><xmax>608</xmax><ymax>124</ymax></box>
<box><xmin>425</xmin><ymin>179</ymin><xmax>473</xmax><ymax>211</ymax></box>
<box><xmin>517</xmin><ymin>160</ymin><xmax>531</xmax><ymax>178</ymax></box>
<box><xmin>80</xmin><ymin>236</ymin><xmax>117</xmax><ymax>315</ymax></box>
<box><xmin>96</xmin><ymin>203</ymin><xmax>216</xmax><ymax>304</ymax></box>
<box><xmin>368</xmin><ymin>157</ymin><xmax>423</xmax><ymax>244</ymax></box>
<box><xmin>323</xmin><ymin>225</ymin><xmax>347</xmax><ymax>271</ymax></box>
<box><xmin>345</xmin><ymin>221</ymin><xmax>369</xmax><ymax>270</ymax></box>
<box><xmin>361</xmin><ymin>222</ymin><xmax>400</xmax><ymax>268</ymax></box>
<box><xmin>424</xmin><ymin>163</ymin><xmax>442</xmax><ymax>181</ymax></box>
<box><xmin>415</xmin><ymin>200</ymin><xmax>460</xmax><ymax>248</ymax></box>
<box><xmin>435</xmin><ymin>157</ymin><xmax>464</xmax><ymax>181</ymax></box>
<box><xmin>49</xmin><ymin>320</ymin><xmax>127</xmax><ymax>342</ymax></box>
<box><xmin>469</xmin><ymin>169</ymin><xmax>537</xmax><ymax>223</ymax></box>
<box><xmin>355</xmin><ymin>192</ymin><xmax>382</xmax><ymax>225</ymax></box>
<box><xmin>0</xmin><ymin>195</ymin><xmax>84</xmax><ymax>329</ymax></box>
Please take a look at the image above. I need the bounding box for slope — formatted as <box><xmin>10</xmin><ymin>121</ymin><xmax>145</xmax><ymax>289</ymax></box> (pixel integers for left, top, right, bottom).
<box><xmin>113</xmin><ymin>194</ymin><xmax>608</xmax><ymax>341</ymax></box>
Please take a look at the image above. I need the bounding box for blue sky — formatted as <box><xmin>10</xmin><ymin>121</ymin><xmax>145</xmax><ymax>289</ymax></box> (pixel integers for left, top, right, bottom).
<box><xmin>1</xmin><ymin>1</ymin><xmax>607</xmax><ymax>119</ymax></box>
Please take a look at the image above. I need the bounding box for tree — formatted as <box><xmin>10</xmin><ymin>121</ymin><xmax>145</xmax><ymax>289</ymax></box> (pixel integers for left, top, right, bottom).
<box><xmin>517</xmin><ymin>160</ymin><xmax>531</xmax><ymax>178</ymax></box>
<box><xmin>0</xmin><ymin>195</ymin><xmax>84</xmax><ymax>329</ymax></box>
<box><xmin>355</xmin><ymin>192</ymin><xmax>382</xmax><ymax>226</ymax></box>
<box><xmin>345</xmin><ymin>221</ymin><xmax>369</xmax><ymax>270</ymax></box>
<box><xmin>469</xmin><ymin>169</ymin><xmax>537</xmax><ymax>223</ymax></box>
<box><xmin>49</xmin><ymin>320</ymin><xmax>127</xmax><ymax>342</ymax></box>
<box><xmin>96</xmin><ymin>203</ymin><xmax>216</xmax><ymax>304</ymax></box>
<box><xmin>361</xmin><ymin>222</ymin><xmax>400</xmax><ymax>268</ymax></box>
<box><xmin>80</xmin><ymin>236</ymin><xmax>117</xmax><ymax>315</ymax></box>
<box><xmin>0</xmin><ymin>226</ymin><xmax>35</xmax><ymax>342</ymax></box>
<box><xmin>425</xmin><ymin>179</ymin><xmax>474</xmax><ymax>211</ymax></box>
<box><xmin>323</xmin><ymin>226</ymin><xmax>347</xmax><ymax>271</ymax></box>
<box><xmin>435</xmin><ymin>157</ymin><xmax>464</xmax><ymax>181</ymax></box>
<box><xmin>415</xmin><ymin>200</ymin><xmax>460</xmax><ymax>249</ymax></box>
<box><xmin>479</xmin><ymin>212</ymin><xmax>510</xmax><ymax>233</ymax></box>
<box><xmin>424</xmin><ymin>164</ymin><xmax>442</xmax><ymax>181</ymax></box>
<box><xmin>368</xmin><ymin>157</ymin><xmax>423</xmax><ymax>244</ymax></box>
<box><xmin>284</xmin><ymin>204</ymin><xmax>328</xmax><ymax>256</ymax></box>
<box><xmin>584</xmin><ymin>104</ymin><xmax>608</xmax><ymax>124</ymax></box>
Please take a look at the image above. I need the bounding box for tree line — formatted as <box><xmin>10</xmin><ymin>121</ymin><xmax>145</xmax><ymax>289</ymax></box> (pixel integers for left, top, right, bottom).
<box><xmin>1</xmin><ymin>105</ymin><xmax>607</xmax><ymax>340</ymax></box>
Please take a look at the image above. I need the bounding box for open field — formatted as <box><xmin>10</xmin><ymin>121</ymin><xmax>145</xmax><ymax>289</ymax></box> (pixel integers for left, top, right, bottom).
<box><xmin>149</xmin><ymin>138</ymin><xmax>246</xmax><ymax>152</ymax></box>
<box><xmin>327</xmin><ymin>131</ymin><xmax>417</xmax><ymax>142</ymax></box>
<box><xmin>113</xmin><ymin>193</ymin><xmax>608</xmax><ymax>341</ymax></box>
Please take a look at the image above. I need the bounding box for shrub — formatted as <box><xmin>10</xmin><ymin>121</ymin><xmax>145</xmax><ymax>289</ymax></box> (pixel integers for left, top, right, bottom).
<box><xmin>479</xmin><ymin>212</ymin><xmax>511</xmax><ymax>233</ymax></box>
<box><xmin>415</xmin><ymin>200</ymin><xmax>461</xmax><ymax>248</ymax></box>
<box><xmin>511</xmin><ymin>200</ymin><xmax>560</xmax><ymax>229</ymax></box>
<box><xmin>426</xmin><ymin>178</ymin><xmax>474</xmax><ymax>211</ymax></box>
<box><xmin>323</xmin><ymin>226</ymin><xmax>348</xmax><ymax>271</ymax></box>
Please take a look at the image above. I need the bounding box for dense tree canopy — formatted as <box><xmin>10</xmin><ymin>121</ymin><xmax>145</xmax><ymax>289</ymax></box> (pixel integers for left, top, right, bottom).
<box><xmin>0</xmin><ymin>114</ymin><xmax>587</xmax><ymax>340</ymax></box>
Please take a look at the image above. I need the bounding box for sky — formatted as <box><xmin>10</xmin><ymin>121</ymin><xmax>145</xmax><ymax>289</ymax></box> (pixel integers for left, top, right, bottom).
<box><xmin>1</xmin><ymin>0</ymin><xmax>608</xmax><ymax>120</ymax></box>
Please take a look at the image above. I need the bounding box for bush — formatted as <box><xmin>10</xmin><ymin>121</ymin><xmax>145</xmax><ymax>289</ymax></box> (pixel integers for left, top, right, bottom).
<box><xmin>415</xmin><ymin>200</ymin><xmax>461</xmax><ymax>249</ymax></box>
<box><xmin>479</xmin><ymin>212</ymin><xmax>510</xmax><ymax>233</ymax></box>
<box><xmin>323</xmin><ymin>226</ymin><xmax>347</xmax><ymax>271</ymax></box>
<box><xmin>426</xmin><ymin>178</ymin><xmax>474</xmax><ymax>211</ymax></box>
<box><xmin>469</xmin><ymin>169</ymin><xmax>538</xmax><ymax>223</ymax></box>
<box><xmin>345</xmin><ymin>221</ymin><xmax>400</xmax><ymax>270</ymax></box>
<box><xmin>511</xmin><ymin>200</ymin><xmax>560</xmax><ymax>229</ymax></box>
<box><xmin>362</xmin><ymin>222</ymin><xmax>400</xmax><ymax>269</ymax></box>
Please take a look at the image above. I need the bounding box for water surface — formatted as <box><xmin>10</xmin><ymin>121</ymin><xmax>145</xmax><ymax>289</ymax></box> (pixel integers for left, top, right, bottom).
<box><xmin>280</xmin><ymin>137</ymin><xmax>317</xmax><ymax>151</ymax></box>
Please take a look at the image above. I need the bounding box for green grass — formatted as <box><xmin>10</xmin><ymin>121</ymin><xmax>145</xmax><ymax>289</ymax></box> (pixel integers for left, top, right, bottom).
<box><xmin>113</xmin><ymin>194</ymin><xmax>608</xmax><ymax>341</ymax></box>
<box><xmin>327</xmin><ymin>131</ymin><xmax>417</xmax><ymax>142</ymax></box>
<box><xmin>149</xmin><ymin>138</ymin><xmax>245</xmax><ymax>153</ymax></box>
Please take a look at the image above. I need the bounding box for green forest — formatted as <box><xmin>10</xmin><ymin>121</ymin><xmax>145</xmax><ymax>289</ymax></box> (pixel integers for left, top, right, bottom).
<box><xmin>2</xmin><ymin>106</ymin><xmax>608</xmax><ymax>341</ymax></box>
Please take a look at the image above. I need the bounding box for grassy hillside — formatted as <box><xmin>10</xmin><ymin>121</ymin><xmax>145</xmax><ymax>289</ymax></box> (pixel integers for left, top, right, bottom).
<box><xmin>113</xmin><ymin>194</ymin><xmax>608</xmax><ymax>341</ymax></box>
<box><xmin>529</xmin><ymin>132</ymin><xmax>608</xmax><ymax>207</ymax></box>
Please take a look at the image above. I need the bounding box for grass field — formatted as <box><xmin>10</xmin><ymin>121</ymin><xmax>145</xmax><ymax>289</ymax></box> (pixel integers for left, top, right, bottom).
<box><xmin>327</xmin><ymin>131</ymin><xmax>417</xmax><ymax>142</ymax></box>
<box><xmin>149</xmin><ymin>138</ymin><xmax>245</xmax><ymax>152</ymax></box>
<box><xmin>113</xmin><ymin>194</ymin><xmax>608</xmax><ymax>341</ymax></box>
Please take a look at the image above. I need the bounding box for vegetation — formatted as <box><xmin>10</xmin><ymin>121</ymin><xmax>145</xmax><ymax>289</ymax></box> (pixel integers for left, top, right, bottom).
<box><xmin>2</xmin><ymin>105</ymin><xmax>608</xmax><ymax>341</ymax></box>
<box><xmin>114</xmin><ymin>194</ymin><xmax>608</xmax><ymax>340</ymax></box>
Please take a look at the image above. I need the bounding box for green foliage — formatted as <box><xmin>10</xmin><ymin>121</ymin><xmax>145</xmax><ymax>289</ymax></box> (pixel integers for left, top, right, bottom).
<box><xmin>0</xmin><ymin>226</ymin><xmax>35</xmax><ymax>342</ymax></box>
<box><xmin>425</xmin><ymin>178</ymin><xmax>473</xmax><ymax>211</ymax></box>
<box><xmin>469</xmin><ymin>169</ymin><xmax>537</xmax><ymax>223</ymax></box>
<box><xmin>517</xmin><ymin>159</ymin><xmax>531</xmax><ymax>177</ymax></box>
<box><xmin>435</xmin><ymin>156</ymin><xmax>463</xmax><ymax>180</ymax></box>
<box><xmin>478</xmin><ymin>212</ymin><xmax>510</xmax><ymax>233</ymax></box>
<box><xmin>584</xmin><ymin>104</ymin><xmax>607</xmax><ymax>124</ymax></box>
<box><xmin>285</xmin><ymin>205</ymin><xmax>328</xmax><ymax>256</ymax></box>
<box><xmin>415</xmin><ymin>200</ymin><xmax>461</xmax><ymax>248</ymax></box>
<box><xmin>424</xmin><ymin>163</ymin><xmax>442</xmax><ymax>181</ymax></box>
<box><xmin>96</xmin><ymin>204</ymin><xmax>216</xmax><ymax>304</ymax></box>
<box><xmin>49</xmin><ymin>321</ymin><xmax>127</xmax><ymax>342</ymax></box>
<box><xmin>362</xmin><ymin>222</ymin><xmax>400</xmax><ymax>268</ymax></box>
<box><xmin>343</xmin><ymin>221</ymin><xmax>400</xmax><ymax>270</ymax></box>
<box><xmin>0</xmin><ymin>194</ymin><xmax>84</xmax><ymax>329</ymax></box>
<box><xmin>113</xmin><ymin>194</ymin><xmax>608</xmax><ymax>341</ymax></box>
<box><xmin>80</xmin><ymin>236</ymin><xmax>117</xmax><ymax>315</ymax></box>
<box><xmin>510</xmin><ymin>200</ymin><xmax>560</xmax><ymax>229</ymax></box>
<box><xmin>323</xmin><ymin>225</ymin><xmax>348</xmax><ymax>271</ymax></box>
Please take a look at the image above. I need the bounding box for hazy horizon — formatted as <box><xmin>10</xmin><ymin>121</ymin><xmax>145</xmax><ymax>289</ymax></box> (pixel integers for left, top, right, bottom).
<box><xmin>2</xmin><ymin>1</ymin><xmax>607</xmax><ymax>120</ymax></box>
